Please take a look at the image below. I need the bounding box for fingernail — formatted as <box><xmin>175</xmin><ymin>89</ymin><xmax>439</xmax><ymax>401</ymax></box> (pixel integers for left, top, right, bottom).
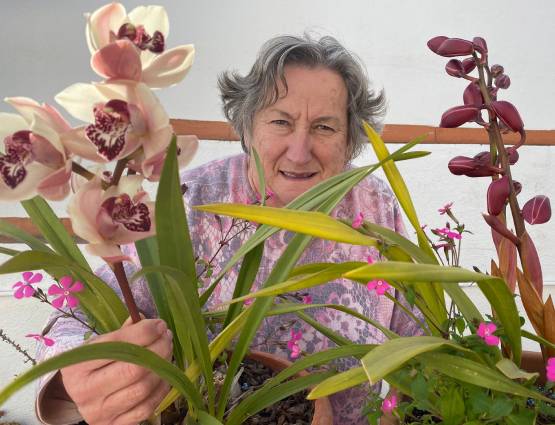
<box><xmin>166</xmin><ymin>329</ymin><xmax>173</xmax><ymax>340</ymax></box>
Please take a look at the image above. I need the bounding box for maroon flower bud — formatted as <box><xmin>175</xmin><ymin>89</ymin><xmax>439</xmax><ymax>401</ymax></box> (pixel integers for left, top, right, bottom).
<box><xmin>522</xmin><ymin>195</ymin><xmax>551</xmax><ymax>225</ymax></box>
<box><xmin>512</xmin><ymin>180</ymin><xmax>522</xmax><ymax>196</ymax></box>
<box><xmin>490</xmin><ymin>64</ymin><xmax>504</xmax><ymax>78</ymax></box>
<box><xmin>482</xmin><ymin>214</ymin><xmax>519</xmax><ymax>245</ymax></box>
<box><xmin>495</xmin><ymin>74</ymin><xmax>511</xmax><ymax>89</ymax></box>
<box><xmin>462</xmin><ymin>58</ymin><xmax>477</xmax><ymax>74</ymax></box>
<box><xmin>448</xmin><ymin>153</ymin><xmax>501</xmax><ymax>177</ymax></box>
<box><xmin>445</xmin><ymin>59</ymin><xmax>465</xmax><ymax>77</ymax></box>
<box><xmin>440</xmin><ymin>105</ymin><xmax>479</xmax><ymax>128</ymax></box>
<box><xmin>490</xmin><ymin>101</ymin><xmax>524</xmax><ymax>133</ymax></box>
<box><xmin>506</xmin><ymin>146</ymin><xmax>519</xmax><ymax>165</ymax></box>
<box><xmin>472</xmin><ymin>37</ymin><xmax>488</xmax><ymax>55</ymax></box>
<box><xmin>436</xmin><ymin>38</ymin><xmax>474</xmax><ymax>57</ymax></box>
<box><xmin>487</xmin><ymin>175</ymin><xmax>510</xmax><ymax>215</ymax></box>
<box><xmin>427</xmin><ymin>36</ymin><xmax>449</xmax><ymax>53</ymax></box>
<box><xmin>463</xmin><ymin>82</ymin><xmax>483</xmax><ymax>107</ymax></box>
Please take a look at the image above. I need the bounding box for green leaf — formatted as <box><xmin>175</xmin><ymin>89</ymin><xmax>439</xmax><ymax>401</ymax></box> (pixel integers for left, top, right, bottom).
<box><xmin>487</xmin><ymin>396</ymin><xmax>513</xmax><ymax>420</ymax></box>
<box><xmin>21</xmin><ymin>196</ymin><xmax>90</xmax><ymax>270</ymax></box>
<box><xmin>195</xmin><ymin>204</ymin><xmax>379</xmax><ymax>248</ymax></box>
<box><xmin>361</xmin><ymin>336</ymin><xmax>475</xmax><ymax>384</ymax></box>
<box><xmin>439</xmin><ymin>386</ymin><xmax>465</xmax><ymax>425</ymax></box>
<box><xmin>0</xmin><ymin>342</ymin><xmax>203</xmax><ymax>410</ymax></box>
<box><xmin>496</xmin><ymin>358</ymin><xmax>538</xmax><ymax>381</ymax></box>
<box><xmin>307</xmin><ymin>366</ymin><xmax>367</xmax><ymax>399</ymax></box>
<box><xmin>197</xmin><ymin>411</ymin><xmax>224</xmax><ymax>425</ymax></box>
<box><xmin>0</xmin><ymin>246</ymin><xmax>20</xmax><ymax>256</ymax></box>
<box><xmin>418</xmin><ymin>352</ymin><xmax>552</xmax><ymax>403</ymax></box>
<box><xmin>0</xmin><ymin>218</ymin><xmax>54</xmax><ymax>253</ymax></box>
<box><xmin>521</xmin><ymin>329</ymin><xmax>555</xmax><ymax>351</ymax></box>
<box><xmin>251</xmin><ymin>147</ymin><xmax>266</xmax><ymax>205</ymax></box>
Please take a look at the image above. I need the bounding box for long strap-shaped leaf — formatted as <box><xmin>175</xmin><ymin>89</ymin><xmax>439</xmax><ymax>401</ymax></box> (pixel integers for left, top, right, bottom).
<box><xmin>418</xmin><ymin>352</ymin><xmax>552</xmax><ymax>403</ymax></box>
<box><xmin>0</xmin><ymin>251</ymin><xmax>126</xmax><ymax>332</ymax></box>
<box><xmin>0</xmin><ymin>218</ymin><xmax>54</xmax><ymax>253</ymax></box>
<box><xmin>0</xmin><ymin>342</ymin><xmax>203</xmax><ymax>410</ymax></box>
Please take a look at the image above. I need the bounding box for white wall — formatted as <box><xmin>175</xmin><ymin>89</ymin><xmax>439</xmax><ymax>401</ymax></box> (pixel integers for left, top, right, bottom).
<box><xmin>1</xmin><ymin>1</ymin><xmax>554</xmax><ymax>422</ymax></box>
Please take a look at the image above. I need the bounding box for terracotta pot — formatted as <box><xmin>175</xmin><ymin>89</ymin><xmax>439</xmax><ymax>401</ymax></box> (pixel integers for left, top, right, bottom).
<box><xmin>247</xmin><ymin>350</ymin><xmax>334</xmax><ymax>425</ymax></box>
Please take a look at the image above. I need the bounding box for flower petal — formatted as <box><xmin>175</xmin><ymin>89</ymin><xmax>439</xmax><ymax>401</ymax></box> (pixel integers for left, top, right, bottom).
<box><xmin>36</xmin><ymin>159</ymin><xmax>72</xmax><ymax>201</ymax></box>
<box><xmin>142</xmin><ymin>44</ymin><xmax>195</xmax><ymax>89</ymax></box>
<box><xmin>48</xmin><ymin>284</ymin><xmax>63</xmax><ymax>296</ymax></box>
<box><xmin>5</xmin><ymin>97</ymin><xmax>71</xmax><ymax>134</ymax></box>
<box><xmin>86</xmin><ymin>2</ymin><xmax>127</xmax><ymax>53</ymax></box>
<box><xmin>0</xmin><ymin>113</ymin><xmax>28</xmax><ymax>141</ymax></box>
<box><xmin>59</xmin><ymin>276</ymin><xmax>73</xmax><ymax>290</ymax></box>
<box><xmin>128</xmin><ymin>5</ymin><xmax>169</xmax><ymax>38</ymax></box>
<box><xmin>91</xmin><ymin>39</ymin><xmax>143</xmax><ymax>81</ymax></box>
<box><xmin>51</xmin><ymin>296</ymin><xmax>65</xmax><ymax>309</ymax></box>
<box><xmin>67</xmin><ymin>177</ymin><xmax>105</xmax><ymax>244</ymax></box>
<box><xmin>70</xmin><ymin>281</ymin><xmax>84</xmax><ymax>292</ymax></box>
<box><xmin>55</xmin><ymin>83</ymin><xmax>109</xmax><ymax>123</ymax></box>
<box><xmin>522</xmin><ymin>195</ymin><xmax>551</xmax><ymax>225</ymax></box>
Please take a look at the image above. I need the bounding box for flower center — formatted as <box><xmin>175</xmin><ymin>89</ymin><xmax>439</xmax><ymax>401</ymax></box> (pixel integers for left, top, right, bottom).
<box><xmin>85</xmin><ymin>99</ymin><xmax>131</xmax><ymax>161</ymax></box>
<box><xmin>101</xmin><ymin>193</ymin><xmax>151</xmax><ymax>232</ymax></box>
<box><xmin>116</xmin><ymin>23</ymin><xmax>165</xmax><ymax>53</ymax></box>
<box><xmin>0</xmin><ymin>130</ymin><xmax>33</xmax><ymax>189</ymax></box>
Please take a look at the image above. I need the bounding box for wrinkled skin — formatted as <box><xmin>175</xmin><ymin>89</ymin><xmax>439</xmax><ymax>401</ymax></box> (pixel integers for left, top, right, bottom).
<box><xmin>59</xmin><ymin>318</ymin><xmax>173</xmax><ymax>425</ymax></box>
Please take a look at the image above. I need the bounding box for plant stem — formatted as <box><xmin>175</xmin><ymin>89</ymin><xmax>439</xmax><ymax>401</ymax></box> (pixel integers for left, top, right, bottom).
<box><xmin>113</xmin><ymin>261</ymin><xmax>141</xmax><ymax>323</ymax></box>
<box><xmin>71</xmin><ymin>161</ymin><xmax>96</xmax><ymax>180</ymax></box>
<box><xmin>0</xmin><ymin>328</ymin><xmax>36</xmax><ymax>365</ymax></box>
<box><xmin>111</xmin><ymin>159</ymin><xmax>128</xmax><ymax>187</ymax></box>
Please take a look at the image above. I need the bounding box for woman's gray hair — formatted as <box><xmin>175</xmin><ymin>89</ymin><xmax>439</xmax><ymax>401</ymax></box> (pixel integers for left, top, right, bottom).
<box><xmin>218</xmin><ymin>33</ymin><xmax>386</xmax><ymax>160</ymax></box>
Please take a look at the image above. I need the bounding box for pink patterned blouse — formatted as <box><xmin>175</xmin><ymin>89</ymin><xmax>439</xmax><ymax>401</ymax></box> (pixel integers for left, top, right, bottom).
<box><xmin>36</xmin><ymin>153</ymin><xmax>422</xmax><ymax>425</ymax></box>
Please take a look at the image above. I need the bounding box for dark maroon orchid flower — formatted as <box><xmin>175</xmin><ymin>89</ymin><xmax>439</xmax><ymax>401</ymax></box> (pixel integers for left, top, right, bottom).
<box><xmin>487</xmin><ymin>175</ymin><xmax>510</xmax><ymax>215</ymax></box>
<box><xmin>522</xmin><ymin>195</ymin><xmax>551</xmax><ymax>225</ymax></box>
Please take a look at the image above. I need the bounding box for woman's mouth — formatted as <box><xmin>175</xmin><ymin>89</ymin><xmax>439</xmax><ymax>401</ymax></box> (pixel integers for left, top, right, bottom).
<box><xmin>279</xmin><ymin>170</ymin><xmax>318</xmax><ymax>179</ymax></box>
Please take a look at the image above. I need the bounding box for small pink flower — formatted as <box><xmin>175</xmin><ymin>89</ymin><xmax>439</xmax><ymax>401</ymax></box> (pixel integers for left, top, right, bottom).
<box><xmin>436</xmin><ymin>227</ymin><xmax>462</xmax><ymax>240</ymax></box>
<box><xmin>48</xmin><ymin>276</ymin><xmax>84</xmax><ymax>309</ymax></box>
<box><xmin>287</xmin><ymin>329</ymin><xmax>303</xmax><ymax>359</ymax></box>
<box><xmin>367</xmin><ymin>256</ymin><xmax>374</xmax><ymax>264</ymax></box>
<box><xmin>367</xmin><ymin>280</ymin><xmax>390</xmax><ymax>296</ymax></box>
<box><xmin>438</xmin><ymin>202</ymin><xmax>454</xmax><ymax>215</ymax></box>
<box><xmin>12</xmin><ymin>272</ymin><xmax>42</xmax><ymax>299</ymax></box>
<box><xmin>26</xmin><ymin>333</ymin><xmax>55</xmax><ymax>347</ymax></box>
<box><xmin>381</xmin><ymin>393</ymin><xmax>398</xmax><ymax>414</ymax></box>
<box><xmin>477</xmin><ymin>322</ymin><xmax>500</xmax><ymax>346</ymax></box>
<box><xmin>547</xmin><ymin>357</ymin><xmax>555</xmax><ymax>382</ymax></box>
<box><xmin>244</xmin><ymin>298</ymin><xmax>254</xmax><ymax>306</ymax></box>
<box><xmin>301</xmin><ymin>294</ymin><xmax>312</xmax><ymax>304</ymax></box>
<box><xmin>289</xmin><ymin>344</ymin><xmax>301</xmax><ymax>359</ymax></box>
<box><xmin>352</xmin><ymin>212</ymin><xmax>364</xmax><ymax>229</ymax></box>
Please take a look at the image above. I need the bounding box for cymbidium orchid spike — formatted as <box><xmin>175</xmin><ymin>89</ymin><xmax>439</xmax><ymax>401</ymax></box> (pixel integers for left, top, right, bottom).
<box><xmin>440</xmin><ymin>105</ymin><xmax>479</xmax><ymax>128</ymax></box>
<box><xmin>427</xmin><ymin>36</ymin><xmax>448</xmax><ymax>53</ymax></box>
<box><xmin>472</xmin><ymin>37</ymin><xmax>488</xmax><ymax>55</ymax></box>
<box><xmin>482</xmin><ymin>214</ymin><xmax>519</xmax><ymax>245</ymax></box>
<box><xmin>487</xmin><ymin>175</ymin><xmax>510</xmax><ymax>216</ymax></box>
<box><xmin>495</xmin><ymin>74</ymin><xmax>511</xmax><ymax>89</ymax></box>
<box><xmin>445</xmin><ymin>59</ymin><xmax>464</xmax><ymax>77</ymax></box>
<box><xmin>490</xmin><ymin>101</ymin><xmax>524</xmax><ymax>133</ymax></box>
<box><xmin>463</xmin><ymin>82</ymin><xmax>483</xmax><ymax>107</ymax></box>
<box><xmin>0</xmin><ymin>99</ymin><xmax>73</xmax><ymax>202</ymax></box>
<box><xmin>522</xmin><ymin>195</ymin><xmax>551</xmax><ymax>225</ymax></box>
<box><xmin>86</xmin><ymin>3</ymin><xmax>195</xmax><ymax>89</ymax></box>
<box><xmin>436</xmin><ymin>38</ymin><xmax>474</xmax><ymax>57</ymax></box>
<box><xmin>68</xmin><ymin>175</ymin><xmax>155</xmax><ymax>262</ymax></box>
<box><xmin>56</xmin><ymin>81</ymin><xmax>176</xmax><ymax>168</ymax></box>
<box><xmin>462</xmin><ymin>58</ymin><xmax>477</xmax><ymax>74</ymax></box>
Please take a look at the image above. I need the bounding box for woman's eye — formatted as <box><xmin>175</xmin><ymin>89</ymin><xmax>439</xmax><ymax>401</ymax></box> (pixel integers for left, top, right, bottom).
<box><xmin>271</xmin><ymin>119</ymin><xmax>289</xmax><ymax>126</ymax></box>
<box><xmin>315</xmin><ymin>124</ymin><xmax>335</xmax><ymax>132</ymax></box>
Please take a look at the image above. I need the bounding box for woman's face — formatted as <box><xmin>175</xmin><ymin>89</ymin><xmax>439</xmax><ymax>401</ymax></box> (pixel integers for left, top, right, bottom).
<box><xmin>246</xmin><ymin>65</ymin><xmax>349</xmax><ymax>207</ymax></box>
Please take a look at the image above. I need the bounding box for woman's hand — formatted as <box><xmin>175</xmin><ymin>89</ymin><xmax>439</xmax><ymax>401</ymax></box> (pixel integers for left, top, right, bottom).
<box><xmin>60</xmin><ymin>318</ymin><xmax>173</xmax><ymax>425</ymax></box>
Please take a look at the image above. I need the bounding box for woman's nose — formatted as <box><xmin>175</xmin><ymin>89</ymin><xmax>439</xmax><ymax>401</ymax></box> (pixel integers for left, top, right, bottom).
<box><xmin>285</xmin><ymin>128</ymin><xmax>312</xmax><ymax>164</ymax></box>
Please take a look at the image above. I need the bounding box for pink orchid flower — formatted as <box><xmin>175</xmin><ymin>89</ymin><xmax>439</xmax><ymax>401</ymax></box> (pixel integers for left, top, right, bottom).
<box><xmin>68</xmin><ymin>175</ymin><xmax>156</xmax><ymax>262</ymax></box>
<box><xmin>477</xmin><ymin>322</ymin><xmax>500</xmax><ymax>346</ymax></box>
<box><xmin>12</xmin><ymin>272</ymin><xmax>43</xmax><ymax>299</ymax></box>
<box><xmin>367</xmin><ymin>279</ymin><xmax>390</xmax><ymax>296</ymax></box>
<box><xmin>287</xmin><ymin>329</ymin><xmax>303</xmax><ymax>359</ymax></box>
<box><xmin>48</xmin><ymin>276</ymin><xmax>84</xmax><ymax>309</ymax></box>
<box><xmin>26</xmin><ymin>333</ymin><xmax>55</xmax><ymax>347</ymax></box>
<box><xmin>438</xmin><ymin>202</ymin><xmax>454</xmax><ymax>215</ymax></box>
<box><xmin>55</xmin><ymin>81</ymin><xmax>197</xmax><ymax>180</ymax></box>
<box><xmin>352</xmin><ymin>212</ymin><xmax>364</xmax><ymax>229</ymax></box>
<box><xmin>86</xmin><ymin>3</ymin><xmax>195</xmax><ymax>89</ymax></box>
<box><xmin>0</xmin><ymin>98</ymin><xmax>73</xmax><ymax>201</ymax></box>
<box><xmin>381</xmin><ymin>393</ymin><xmax>398</xmax><ymax>414</ymax></box>
<box><xmin>547</xmin><ymin>357</ymin><xmax>555</xmax><ymax>382</ymax></box>
<box><xmin>436</xmin><ymin>227</ymin><xmax>462</xmax><ymax>240</ymax></box>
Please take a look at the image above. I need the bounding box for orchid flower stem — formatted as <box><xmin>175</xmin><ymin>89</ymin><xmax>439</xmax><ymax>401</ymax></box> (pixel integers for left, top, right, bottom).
<box><xmin>113</xmin><ymin>261</ymin><xmax>141</xmax><ymax>323</ymax></box>
<box><xmin>71</xmin><ymin>162</ymin><xmax>95</xmax><ymax>181</ymax></box>
<box><xmin>111</xmin><ymin>159</ymin><xmax>128</xmax><ymax>187</ymax></box>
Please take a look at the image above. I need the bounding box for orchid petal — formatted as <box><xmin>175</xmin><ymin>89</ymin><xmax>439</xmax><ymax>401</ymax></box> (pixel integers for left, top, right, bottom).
<box><xmin>36</xmin><ymin>159</ymin><xmax>72</xmax><ymax>201</ymax></box>
<box><xmin>0</xmin><ymin>113</ymin><xmax>28</xmax><ymax>141</ymax></box>
<box><xmin>142</xmin><ymin>45</ymin><xmax>195</xmax><ymax>89</ymax></box>
<box><xmin>91</xmin><ymin>39</ymin><xmax>143</xmax><ymax>81</ymax></box>
<box><xmin>522</xmin><ymin>195</ymin><xmax>551</xmax><ymax>225</ymax></box>
<box><xmin>86</xmin><ymin>242</ymin><xmax>129</xmax><ymax>263</ymax></box>
<box><xmin>5</xmin><ymin>97</ymin><xmax>71</xmax><ymax>134</ymax></box>
<box><xmin>128</xmin><ymin>5</ymin><xmax>169</xmax><ymax>38</ymax></box>
<box><xmin>86</xmin><ymin>2</ymin><xmax>127</xmax><ymax>53</ymax></box>
<box><xmin>55</xmin><ymin>83</ymin><xmax>109</xmax><ymax>123</ymax></box>
<box><xmin>67</xmin><ymin>177</ymin><xmax>105</xmax><ymax>244</ymax></box>
<box><xmin>0</xmin><ymin>161</ymin><xmax>52</xmax><ymax>201</ymax></box>
<box><xmin>60</xmin><ymin>128</ymin><xmax>107</xmax><ymax>162</ymax></box>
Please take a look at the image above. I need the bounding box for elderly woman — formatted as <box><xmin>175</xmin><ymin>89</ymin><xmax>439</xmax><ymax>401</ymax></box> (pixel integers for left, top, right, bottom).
<box><xmin>35</xmin><ymin>34</ymin><xmax>420</xmax><ymax>425</ymax></box>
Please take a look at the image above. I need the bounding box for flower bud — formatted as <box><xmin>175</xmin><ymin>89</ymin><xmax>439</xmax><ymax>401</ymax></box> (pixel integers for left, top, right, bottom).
<box><xmin>472</xmin><ymin>37</ymin><xmax>488</xmax><ymax>55</ymax></box>
<box><xmin>490</xmin><ymin>64</ymin><xmax>504</xmax><ymax>78</ymax></box>
<box><xmin>440</xmin><ymin>105</ymin><xmax>479</xmax><ymax>128</ymax></box>
<box><xmin>436</xmin><ymin>38</ymin><xmax>474</xmax><ymax>57</ymax></box>
<box><xmin>522</xmin><ymin>195</ymin><xmax>551</xmax><ymax>225</ymax></box>
<box><xmin>490</xmin><ymin>101</ymin><xmax>524</xmax><ymax>133</ymax></box>
<box><xmin>495</xmin><ymin>74</ymin><xmax>511</xmax><ymax>89</ymax></box>
<box><xmin>506</xmin><ymin>146</ymin><xmax>519</xmax><ymax>165</ymax></box>
<box><xmin>482</xmin><ymin>214</ymin><xmax>519</xmax><ymax>245</ymax></box>
<box><xmin>487</xmin><ymin>175</ymin><xmax>510</xmax><ymax>216</ymax></box>
<box><xmin>512</xmin><ymin>180</ymin><xmax>522</xmax><ymax>196</ymax></box>
<box><xmin>448</xmin><ymin>153</ymin><xmax>500</xmax><ymax>177</ymax></box>
<box><xmin>427</xmin><ymin>36</ymin><xmax>449</xmax><ymax>53</ymax></box>
<box><xmin>463</xmin><ymin>82</ymin><xmax>483</xmax><ymax>107</ymax></box>
<box><xmin>445</xmin><ymin>59</ymin><xmax>464</xmax><ymax>77</ymax></box>
<box><xmin>462</xmin><ymin>58</ymin><xmax>477</xmax><ymax>74</ymax></box>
